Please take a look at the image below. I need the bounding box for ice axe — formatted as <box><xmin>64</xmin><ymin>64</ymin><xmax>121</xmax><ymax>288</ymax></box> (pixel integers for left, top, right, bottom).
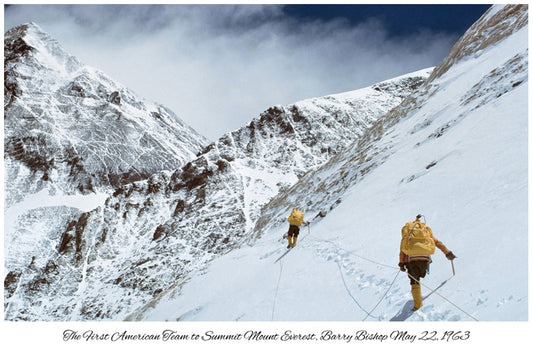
<box><xmin>451</xmin><ymin>260</ymin><xmax>455</xmax><ymax>276</ymax></box>
<box><xmin>446</xmin><ymin>251</ymin><xmax>456</xmax><ymax>276</ymax></box>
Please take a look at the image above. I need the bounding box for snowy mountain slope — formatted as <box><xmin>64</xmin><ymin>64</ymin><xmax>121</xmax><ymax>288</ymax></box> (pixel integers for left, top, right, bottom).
<box><xmin>253</xmin><ymin>3</ymin><xmax>528</xmax><ymax>239</ymax></box>
<box><xmin>3</xmin><ymin>63</ymin><xmax>431</xmax><ymax>320</ymax></box>
<box><xmin>4</xmin><ymin>23</ymin><xmax>208</xmax><ymax>208</ymax></box>
<box><xmin>141</xmin><ymin>4</ymin><xmax>528</xmax><ymax>321</ymax></box>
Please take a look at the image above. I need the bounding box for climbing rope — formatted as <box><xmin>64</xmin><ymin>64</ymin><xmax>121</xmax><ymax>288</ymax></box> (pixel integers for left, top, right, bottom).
<box><xmin>321</xmin><ymin>237</ymin><xmax>394</xmax><ymax>320</ymax></box>
<box><xmin>335</xmin><ymin>259</ymin><xmax>379</xmax><ymax>320</ymax></box>
<box><xmin>270</xmin><ymin>227</ymin><xmax>311</xmax><ymax>320</ymax></box>
<box><xmin>406</xmin><ymin>271</ymin><xmax>479</xmax><ymax>321</ymax></box>
<box><xmin>363</xmin><ymin>269</ymin><xmax>401</xmax><ymax>321</ymax></box>
<box><xmin>271</xmin><ymin>260</ymin><xmax>284</xmax><ymax>321</ymax></box>
<box><xmin>318</xmin><ymin>237</ymin><xmax>479</xmax><ymax>322</ymax></box>
<box><xmin>271</xmin><ymin>228</ymin><xmax>479</xmax><ymax>322</ymax></box>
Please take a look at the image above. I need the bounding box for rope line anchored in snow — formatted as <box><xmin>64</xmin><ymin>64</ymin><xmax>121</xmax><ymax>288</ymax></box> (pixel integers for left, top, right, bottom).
<box><xmin>271</xmin><ymin>260</ymin><xmax>284</xmax><ymax>321</ymax></box>
<box><xmin>406</xmin><ymin>271</ymin><xmax>479</xmax><ymax>322</ymax></box>
<box><xmin>320</xmin><ymin>237</ymin><xmax>393</xmax><ymax>320</ymax></box>
<box><xmin>363</xmin><ymin>269</ymin><xmax>401</xmax><ymax>321</ymax></box>
<box><xmin>270</xmin><ymin>229</ymin><xmax>311</xmax><ymax>321</ymax></box>
<box><xmin>318</xmin><ymin>238</ymin><xmax>479</xmax><ymax>322</ymax></box>
<box><xmin>334</xmin><ymin>259</ymin><xmax>379</xmax><ymax>320</ymax></box>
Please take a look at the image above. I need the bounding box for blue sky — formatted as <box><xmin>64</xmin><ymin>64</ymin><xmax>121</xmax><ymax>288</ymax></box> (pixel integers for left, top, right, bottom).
<box><xmin>284</xmin><ymin>5</ymin><xmax>490</xmax><ymax>36</ymax></box>
<box><xmin>4</xmin><ymin>4</ymin><xmax>491</xmax><ymax>140</ymax></box>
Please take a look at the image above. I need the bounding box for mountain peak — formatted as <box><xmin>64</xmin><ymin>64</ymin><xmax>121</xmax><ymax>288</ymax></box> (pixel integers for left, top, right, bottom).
<box><xmin>5</xmin><ymin>22</ymin><xmax>82</xmax><ymax>75</ymax></box>
<box><xmin>5</xmin><ymin>22</ymin><xmax>42</xmax><ymax>38</ymax></box>
<box><xmin>4</xmin><ymin>22</ymin><xmax>208</xmax><ymax>208</ymax></box>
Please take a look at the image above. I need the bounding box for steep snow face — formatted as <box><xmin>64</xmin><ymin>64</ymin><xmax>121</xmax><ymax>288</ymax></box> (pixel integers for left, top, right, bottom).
<box><xmin>4</xmin><ymin>23</ymin><xmax>208</xmax><ymax>208</ymax></box>
<box><xmin>3</xmin><ymin>63</ymin><xmax>431</xmax><ymax>320</ymax></box>
<box><xmin>255</xmin><ymin>3</ymin><xmax>528</xmax><ymax>238</ymax></box>
<box><xmin>141</xmin><ymin>5</ymin><xmax>528</xmax><ymax>321</ymax></box>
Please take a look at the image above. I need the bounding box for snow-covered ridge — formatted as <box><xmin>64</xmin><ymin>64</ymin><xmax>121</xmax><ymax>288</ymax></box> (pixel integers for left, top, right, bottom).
<box><xmin>119</xmin><ymin>69</ymin><xmax>432</xmax><ymax>321</ymax></box>
<box><xmin>4</xmin><ymin>22</ymin><xmax>82</xmax><ymax>78</ymax></box>
<box><xmin>4</xmin><ymin>23</ymin><xmax>208</xmax><ymax>208</ymax></box>
<box><xmin>428</xmin><ymin>4</ymin><xmax>527</xmax><ymax>81</ymax></box>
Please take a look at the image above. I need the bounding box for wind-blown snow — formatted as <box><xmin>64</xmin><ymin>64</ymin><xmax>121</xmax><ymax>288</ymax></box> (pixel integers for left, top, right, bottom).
<box><xmin>141</xmin><ymin>5</ymin><xmax>528</xmax><ymax>322</ymax></box>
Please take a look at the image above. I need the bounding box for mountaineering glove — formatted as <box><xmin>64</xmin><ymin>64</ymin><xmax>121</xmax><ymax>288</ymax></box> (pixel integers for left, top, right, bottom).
<box><xmin>398</xmin><ymin>263</ymin><xmax>406</xmax><ymax>272</ymax></box>
<box><xmin>446</xmin><ymin>251</ymin><xmax>456</xmax><ymax>260</ymax></box>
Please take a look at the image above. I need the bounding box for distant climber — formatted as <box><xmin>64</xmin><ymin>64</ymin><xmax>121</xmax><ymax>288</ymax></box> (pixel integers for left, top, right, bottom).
<box><xmin>398</xmin><ymin>214</ymin><xmax>456</xmax><ymax>311</ymax></box>
<box><xmin>286</xmin><ymin>208</ymin><xmax>309</xmax><ymax>248</ymax></box>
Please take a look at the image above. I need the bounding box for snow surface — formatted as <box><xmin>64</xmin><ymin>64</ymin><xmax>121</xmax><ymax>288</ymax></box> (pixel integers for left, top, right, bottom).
<box><xmin>141</xmin><ymin>9</ymin><xmax>528</xmax><ymax>322</ymax></box>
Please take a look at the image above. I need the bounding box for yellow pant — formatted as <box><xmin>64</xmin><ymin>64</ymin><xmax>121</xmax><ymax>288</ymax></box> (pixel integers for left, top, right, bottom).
<box><xmin>287</xmin><ymin>235</ymin><xmax>298</xmax><ymax>248</ymax></box>
<box><xmin>411</xmin><ymin>284</ymin><xmax>423</xmax><ymax>311</ymax></box>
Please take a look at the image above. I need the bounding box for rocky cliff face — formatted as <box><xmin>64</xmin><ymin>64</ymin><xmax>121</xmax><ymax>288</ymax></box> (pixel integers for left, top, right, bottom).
<box><xmin>4</xmin><ymin>23</ymin><xmax>208</xmax><ymax>208</ymax></box>
<box><xmin>4</xmin><ymin>26</ymin><xmax>431</xmax><ymax>320</ymax></box>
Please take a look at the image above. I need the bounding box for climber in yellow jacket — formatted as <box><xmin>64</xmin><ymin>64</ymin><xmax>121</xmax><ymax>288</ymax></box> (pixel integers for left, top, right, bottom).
<box><xmin>286</xmin><ymin>209</ymin><xmax>309</xmax><ymax>248</ymax></box>
<box><xmin>398</xmin><ymin>214</ymin><xmax>456</xmax><ymax>311</ymax></box>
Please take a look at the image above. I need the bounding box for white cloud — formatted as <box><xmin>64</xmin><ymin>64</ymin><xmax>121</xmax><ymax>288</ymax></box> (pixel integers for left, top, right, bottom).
<box><xmin>4</xmin><ymin>4</ymin><xmax>459</xmax><ymax>140</ymax></box>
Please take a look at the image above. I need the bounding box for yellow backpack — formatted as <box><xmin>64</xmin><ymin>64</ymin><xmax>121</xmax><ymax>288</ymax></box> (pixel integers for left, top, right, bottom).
<box><xmin>288</xmin><ymin>209</ymin><xmax>304</xmax><ymax>226</ymax></box>
<box><xmin>401</xmin><ymin>221</ymin><xmax>436</xmax><ymax>256</ymax></box>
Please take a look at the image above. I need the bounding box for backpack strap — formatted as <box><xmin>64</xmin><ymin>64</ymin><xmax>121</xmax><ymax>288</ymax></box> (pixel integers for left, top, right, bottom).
<box><xmin>407</xmin><ymin>221</ymin><xmax>420</xmax><ymax>243</ymax></box>
<box><xmin>408</xmin><ymin>220</ymin><xmax>431</xmax><ymax>243</ymax></box>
